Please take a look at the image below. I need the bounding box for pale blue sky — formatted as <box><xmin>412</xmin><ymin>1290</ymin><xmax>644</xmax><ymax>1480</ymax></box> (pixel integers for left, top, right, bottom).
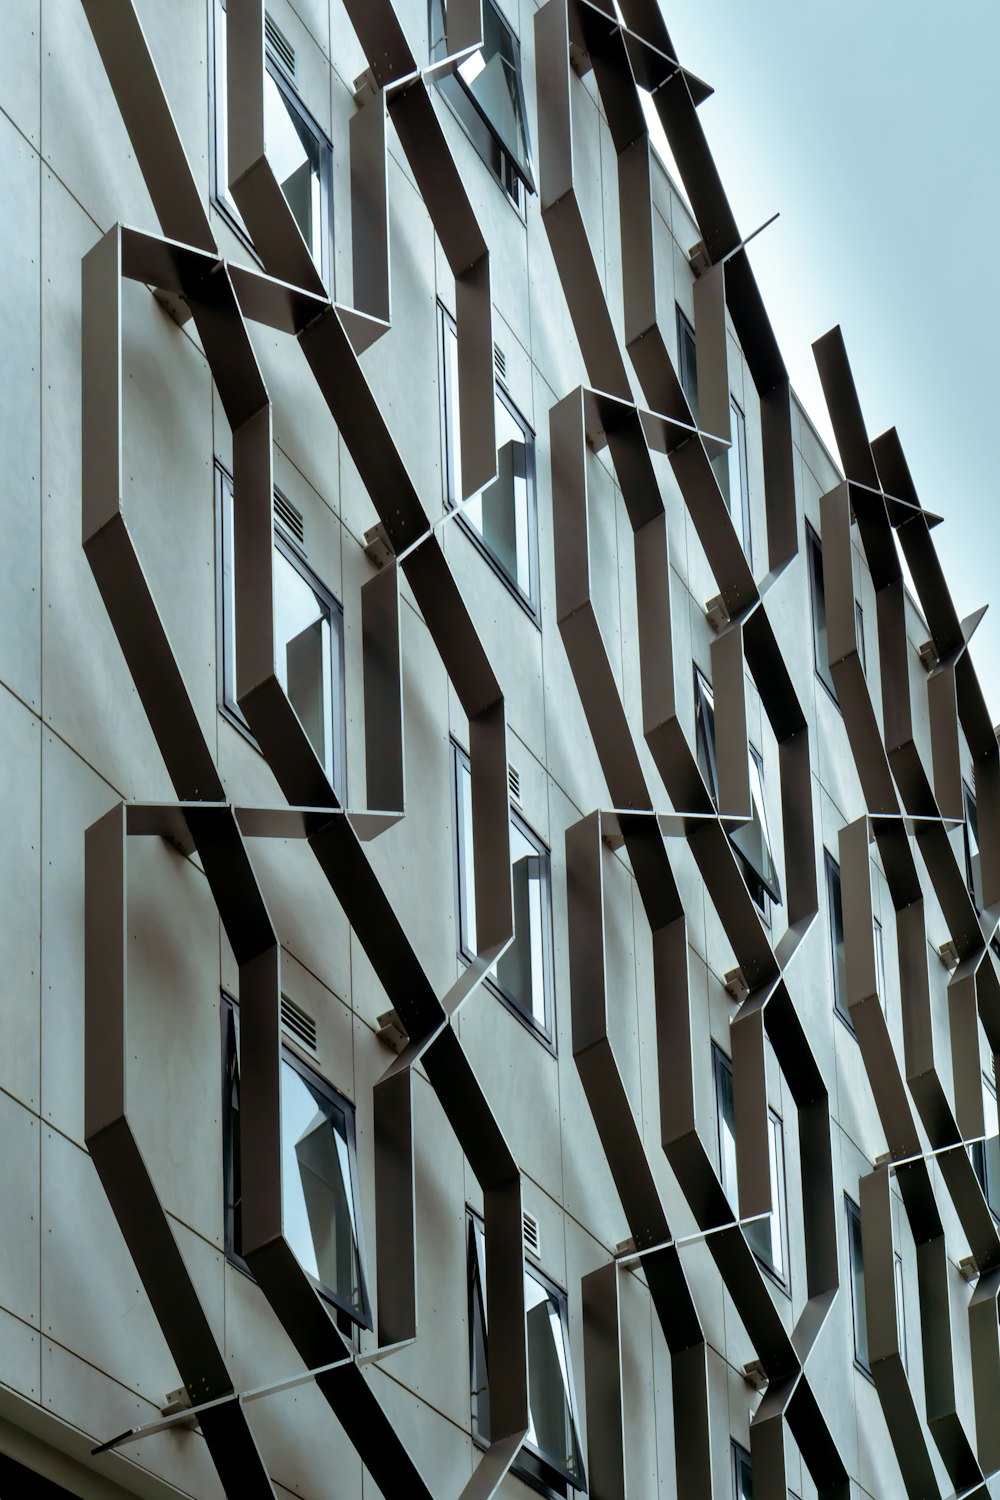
<box><xmin>645</xmin><ymin>0</ymin><xmax>1000</xmax><ymax>715</ymax></box>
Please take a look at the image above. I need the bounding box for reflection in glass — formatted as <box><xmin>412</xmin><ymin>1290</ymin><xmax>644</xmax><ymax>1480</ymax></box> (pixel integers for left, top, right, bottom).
<box><xmin>441</xmin><ymin>313</ymin><xmax>534</xmax><ymax>604</ymax></box>
<box><xmin>715</xmin><ymin>1047</ymin><xmax>787</xmax><ymax>1282</ymax></box>
<box><xmin>469</xmin><ymin>1217</ymin><xmax>585</xmax><ymax>1490</ymax></box>
<box><xmin>676</xmin><ymin>306</ymin><xmax>699</xmax><ymax>420</ymax></box>
<box><xmin>971</xmin><ymin>1074</ymin><xmax>1000</xmax><ymax>1218</ymax></box>
<box><xmin>455</xmin><ymin>752</ymin><xmax>549</xmax><ymax>1034</ymax></box>
<box><xmin>223</xmin><ymin>1003</ymin><xmax>369</xmax><ymax>1325</ymax></box>
<box><xmin>213</xmin><ymin>0</ymin><xmax>329</xmax><ymax>272</ymax></box>
<box><xmin>965</xmin><ymin>782</ymin><xmax>983</xmax><ymax>910</ymax></box>
<box><xmin>894</xmin><ymin>1253</ymin><xmax>907</xmax><ymax>1371</ymax></box>
<box><xmin>827</xmin><ymin>852</ymin><xmax>848</xmax><ymax>1024</ymax></box>
<box><xmin>808</xmin><ymin>526</ymin><xmax>837</xmax><ymax>700</ymax></box>
<box><xmin>847</xmin><ymin>1196</ymin><xmax>869</xmax><ymax>1370</ymax></box>
<box><xmin>428</xmin><ymin>0</ymin><xmax>534</xmax><ymax>188</ymax></box>
<box><xmin>733</xmin><ymin>1443</ymin><xmax>753</xmax><ymax>1500</ymax></box>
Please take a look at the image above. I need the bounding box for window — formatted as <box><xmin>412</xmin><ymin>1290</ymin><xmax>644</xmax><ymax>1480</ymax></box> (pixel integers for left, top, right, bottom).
<box><xmin>826</xmin><ymin>851</ymin><xmax>849</xmax><ymax>1030</ymax></box>
<box><xmin>855</xmin><ymin>598</ymin><xmax>867</xmax><ymax>674</ymax></box>
<box><xmin>428</xmin><ymin>0</ymin><xmax>534</xmax><ymax>210</ymax></box>
<box><xmin>873</xmin><ymin>916</ymin><xmax>887</xmax><ymax>1011</ymax></box>
<box><xmin>715</xmin><ymin>1047</ymin><xmax>788</xmax><ymax>1284</ymax></box>
<box><xmin>222</xmin><ymin>996</ymin><xmax>371</xmax><ymax>1328</ymax></box>
<box><xmin>453</xmin><ymin>743</ymin><xmax>554</xmax><ymax>1042</ymax></box>
<box><xmin>694</xmin><ymin>668</ymin><xmax>781</xmax><ymax>915</ymax></box>
<box><xmin>732</xmin><ymin>1442</ymin><xmax>753</xmax><ymax>1499</ymax></box>
<box><xmin>468</xmin><ymin>1213</ymin><xmax>586</xmax><ymax>1494</ymax></box>
<box><xmin>964</xmin><ymin>780</ymin><xmax>983</xmax><ymax>910</ymax></box>
<box><xmin>211</xmin><ymin>0</ymin><xmax>333</xmax><ymax>278</ymax></box>
<box><xmin>807</xmin><ymin>524</ymin><xmax>837</xmax><ymax>702</ymax></box>
<box><xmin>894</xmin><ymin>1252</ymin><xmax>907</xmax><ymax>1371</ymax></box>
<box><xmin>439</xmin><ymin>307</ymin><xmax>539</xmax><ymax>614</ymax></box>
<box><xmin>970</xmin><ymin>1072</ymin><xmax>1000</xmax><ymax>1218</ymax></box>
<box><xmin>676</xmin><ymin>306</ymin><xmax>699</xmax><ymax>420</ymax></box>
<box><xmin>217</xmin><ymin>467</ymin><xmax>346</xmax><ymax>796</ymax></box>
<box><xmin>846</xmin><ymin>1195</ymin><xmax>870</xmax><ymax>1374</ymax></box>
<box><xmin>721</xmin><ymin>398</ymin><xmax>752</xmax><ymax>556</ymax></box>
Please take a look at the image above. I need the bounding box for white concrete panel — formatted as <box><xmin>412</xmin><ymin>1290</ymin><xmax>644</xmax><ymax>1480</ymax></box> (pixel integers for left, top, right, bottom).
<box><xmin>0</xmin><ymin>1094</ymin><xmax>41</xmax><ymax>1334</ymax></box>
<box><xmin>0</xmin><ymin>689</ymin><xmax>41</xmax><ymax>1113</ymax></box>
<box><xmin>0</xmin><ymin>116</ymin><xmax>41</xmax><ymax>710</ymax></box>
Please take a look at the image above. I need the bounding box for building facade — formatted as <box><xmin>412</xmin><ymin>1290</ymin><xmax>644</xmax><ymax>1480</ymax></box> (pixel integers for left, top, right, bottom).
<box><xmin>0</xmin><ymin>1</ymin><xmax>998</xmax><ymax>1497</ymax></box>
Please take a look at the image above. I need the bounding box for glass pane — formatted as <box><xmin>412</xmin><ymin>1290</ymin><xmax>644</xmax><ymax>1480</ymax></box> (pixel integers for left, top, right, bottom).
<box><xmin>828</xmin><ymin>856</ymin><xmax>847</xmax><ymax>1021</ymax></box>
<box><xmin>525</xmin><ymin>1276</ymin><xmax>584</xmax><ymax>1481</ymax></box>
<box><xmin>694</xmin><ymin>671</ymin><xmax>718</xmax><ymax>804</ymax></box>
<box><xmin>441</xmin><ymin>317</ymin><xmax>533</xmax><ymax>599</ymax></box>
<box><xmin>731</xmin><ymin>749</ymin><xmax>780</xmax><ymax>903</ymax></box>
<box><xmin>894</xmin><ymin>1254</ymin><xmax>906</xmax><ymax>1370</ymax></box>
<box><xmin>734</xmin><ymin>1447</ymin><xmax>753</xmax><ymax>1500</ymax></box>
<box><xmin>715</xmin><ymin>1052</ymin><xmax>737</xmax><ymax>1204</ymax></box>
<box><xmin>264</xmin><ymin>75</ymin><xmax>324</xmax><ymax>265</ymax></box>
<box><xmin>469</xmin><ymin>1220</ymin><xmax>491</xmax><ymax>1440</ymax></box>
<box><xmin>456</xmin><ymin>754</ymin><xmax>549</xmax><ymax>1032</ymax></box>
<box><xmin>848</xmin><ymin>1200</ymin><xmax>869</xmax><ymax>1368</ymax></box>
<box><xmin>280</xmin><ymin>1058</ymin><xmax>365</xmax><ymax>1315</ymax></box>
<box><xmin>727</xmin><ymin>400</ymin><xmax>751</xmax><ymax>556</ymax></box>
<box><xmin>677</xmin><ymin>309</ymin><xmax>699</xmax><ymax>420</ymax></box>
<box><xmin>451</xmin><ymin>0</ymin><xmax>533</xmax><ymax>182</ymax></box>
<box><xmin>810</xmin><ymin>532</ymin><xmax>837</xmax><ymax>699</ymax></box>
<box><xmin>274</xmin><ymin>548</ymin><xmax>334</xmax><ymax>781</ymax></box>
<box><xmin>965</xmin><ymin>785</ymin><xmax>983</xmax><ymax>909</ymax></box>
<box><xmin>855</xmin><ymin>598</ymin><xmax>867</xmax><ymax>674</ymax></box>
<box><xmin>874</xmin><ymin>918</ymin><xmax>887</xmax><ymax>1010</ymax></box>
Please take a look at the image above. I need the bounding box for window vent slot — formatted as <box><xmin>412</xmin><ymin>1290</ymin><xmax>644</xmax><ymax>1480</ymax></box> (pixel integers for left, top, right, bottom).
<box><xmin>494</xmin><ymin>343</ymin><xmax>507</xmax><ymax>383</ymax></box>
<box><xmin>522</xmin><ymin>1210</ymin><xmax>541</xmax><ymax>1259</ymax></box>
<box><xmin>264</xmin><ymin>13</ymin><xmax>296</xmax><ymax>79</ymax></box>
<box><xmin>274</xmin><ymin>492</ymin><xmax>305</xmax><ymax>548</ymax></box>
<box><xmin>508</xmin><ymin>762</ymin><xmax>521</xmax><ymax>804</ymax></box>
<box><xmin>280</xmin><ymin>994</ymin><xmax>317</xmax><ymax>1053</ymax></box>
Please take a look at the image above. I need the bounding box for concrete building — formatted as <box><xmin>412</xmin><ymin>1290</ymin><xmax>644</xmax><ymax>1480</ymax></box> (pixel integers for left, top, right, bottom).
<box><xmin>1</xmin><ymin>1</ymin><xmax>998</xmax><ymax>1497</ymax></box>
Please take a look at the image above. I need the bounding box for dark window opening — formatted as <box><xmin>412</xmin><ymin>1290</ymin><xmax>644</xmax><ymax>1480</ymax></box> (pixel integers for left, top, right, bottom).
<box><xmin>846</xmin><ymin>1195</ymin><xmax>870</xmax><ymax>1374</ymax></box>
<box><xmin>826</xmin><ymin>850</ymin><xmax>849</xmax><ymax>1031</ymax></box>
<box><xmin>807</xmin><ymin>524</ymin><xmax>837</xmax><ymax>703</ymax></box>
<box><xmin>714</xmin><ymin>1046</ymin><xmax>788</xmax><ymax>1284</ymax></box>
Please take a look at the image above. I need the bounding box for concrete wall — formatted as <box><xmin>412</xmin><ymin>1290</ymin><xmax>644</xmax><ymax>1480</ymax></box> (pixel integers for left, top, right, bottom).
<box><xmin>0</xmin><ymin>1</ymin><xmax>986</xmax><ymax>1497</ymax></box>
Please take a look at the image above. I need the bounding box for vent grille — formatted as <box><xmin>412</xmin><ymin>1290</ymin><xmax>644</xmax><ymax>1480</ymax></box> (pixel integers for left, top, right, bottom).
<box><xmin>522</xmin><ymin>1211</ymin><xmax>541</xmax><ymax>1259</ymax></box>
<box><xmin>265</xmin><ymin>13</ymin><xmax>296</xmax><ymax>78</ymax></box>
<box><xmin>274</xmin><ymin>492</ymin><xmax>305</xmax><ymax>547</ymax></box>
<box><xmin>508</xmin><ymin>762</ymin><xmax>521</xmax><ymax>804</ymax></box>
<box><xmin>494</xmin><ymin>343</ymin><xmax>507</xmax><ymax>383</ymax></box>
<box><xmin>280</xmin><ymin>994</ymin><xmax>317</xmax><ymax>1053</ymax></box>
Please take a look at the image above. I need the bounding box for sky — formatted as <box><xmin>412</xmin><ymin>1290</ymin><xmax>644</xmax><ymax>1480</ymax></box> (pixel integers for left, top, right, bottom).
<box><xmin>641</xmin><ymin>0</ymin><xmax>1000</xmax><ymax>716</ymax></box>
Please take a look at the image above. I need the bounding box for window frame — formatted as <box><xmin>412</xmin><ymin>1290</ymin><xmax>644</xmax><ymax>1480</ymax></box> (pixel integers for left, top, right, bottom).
<box><xmin>855</xmin><ymin>596</ymin><xmax>867</xmax><ymax>675</ymax></box>
<box><xmin>215</xmin><ymin>462</ymin><xmax>347</xmax><ymax>800</ymax></box>
<box><xmin>845</xmin><ymin>1194</ymin><xmax>872</xmax><ymax>1379</ymax></box>
<box><xmin>451</xmin><ymin>741</ymin><xmax>556</xmax><ymax>1048</ymax></box>
<box><xmin>807</xmin><ymin>522</ymin><xmax>839</xmax><ymax>705</ymax></box>
<box><xmin>964</xmin><ymin>778</ymin><xmax>983</xmax><ymax>911</ymax></box>
<box><xmin>714</xmin><ymin>1045</ymin><xmax>789</xmax><ymax>1290</ymax></box>
<box><xmin>731</xmin><ymin>1440</ymin><xmax>753</xmax><ymax>1500</ymax></box>
<box><xmin>209</xmin><ymin>0</ymin><xmax>334</xmax><ymax>281</ymax></box>
<box><xmin>466</xmin><ymin>1209</ymin><xmax>586</xmax><ymax>1496</ymax></box>
<box><xmin>826</xmin><ymin>848</ymin><xmax>852</xmax><ymax>1035</ymax></box>
<box><xmin>894</xmin><ymin>1250</ymin><xmax>907</xmax><ymax>1372</ymax></box>
<box><xmin>676</xmin><ymin>305</ymin><xmax>699</xmax><ymax>420</ymax></box>
<box><xmin>873</xmin><ymin>915</ymin><xmax>887</xmax><ymax>1012</ymax></box>
<box><xmin>437</xmin><ymin>304</ymin><xmax>540</xmax><ymax>620</ymax></box>
<box><xmin>693</xmin><ymin>666</ymin><xmax>780</xmax><ymax>916</ymax></box>
<box><xmin>728</xmin><ymin>395</ymin><xmax>752</xmax><ymax>559</ymax></box>
<box><xmin>970</xmin><ymin>1069</ymin><xmax>1000</xmax><ymax>1220</ymax></box>
<box><xmin>220</xmin><ymin>993</ymin><xmax>373</xmax><ymax>1331</ymax></box>
<box><xmin>428</xmin><ymin>0</ymin><xmax>535</xmax><ymax>208</ymax></box>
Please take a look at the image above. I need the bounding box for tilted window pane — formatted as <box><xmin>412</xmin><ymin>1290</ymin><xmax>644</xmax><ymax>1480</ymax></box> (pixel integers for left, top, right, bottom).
<box><xmin>965</xmin><ymin>783</ymin><xmax>983</xmax><ymax>910</ymax></box>
<box><xmin>808</xmin><ymin>528</ymin><xmax>837</xmax><ymax>700</ymax></box>
<box><xmin>222</xmin><ymin>1001</ymin><xmax>369</xmax><ymax>1325</ymax></box>
<box><xmin>694</xmin><ymin>668</ymin><xmax>719</xmax><ymax>804</ymax></box>
<box><xmin>280</xmin><ymin>1058</ymin><xmax>365</xmax><ymax>1317</ymax></box>
<box><xmin>745</xmin><ymin>1112</ymin><xmax>786</xmax><ymax>1281</ymax></box>
<box><xmin>726</xmin><ymin>398</ymin><xmax>751</xmax><ymax>557</ymax></box>
<box><xmin>847</xmin><ymin>1197</ymin><xmax>869</xmax><ymax>1370</ymax></box>
<box><xmin>431</xmin><ymin>0</ymin><xmax>533</xmax><ymax>186</ymax></box>
<box><xmin>973</xmin><ymin>1076</ymin><xmax>1000</xmax><ymax>1218</ymax></box>
<box><xmin>676</xmin><ymin>307</ymin><xmax>699</xmax><ymax>420</ymax></box>
<box><xmin>733</xmin><ymin>1442</ymin><xmax>753</xmax><ymax>1500</ymax></box>
<box><xmin>894</xmin><ymin>1253</ymin><xmax>907</xmax><ymax>1371</ymax></box>
<box><xmin>714</xmin><ymin>1047</ymin><xmax>738</xmax><ymax>1205</ymax></box>
<box><xmin>827</xmin><ymin>853</ymin><xmax>848</xmax><ymax>1024</ymax></box>
<box><xmin>440</xmin><ymin>312</ymin><xmax>535</xmax><ymax>604</ymax></box>
<box><xmin>468</xmin><ymin>1217</ymin><xmax>585</xmax><ymax>1489</ymax></box>
<box><xmin>695</xmin><ymin>669</ymin><xmax>780</xmax><ymax>908</ymax></box>
<box><xmin>731</xmin><ymin>747</ymin><xmax>781</xmax><ymax>904</ymax></box>
<box><xmin>264</xmin><ymin>73</ymin><xmax>324</xmax><ymax>263</ymax></box>
<box><xmin>454</xmin><ymin>750</ymin><xmax>552</xmax><ymax>1037</ymax></box>
<box><xmin>873</xmin><ymin>917</ymin><xmax>887</xmax><ymax>1010</ymax></box>
<box><xmin>274</xmin><ymin>547</ymin><xmax>335</xmax><ymax>780</ymax></box>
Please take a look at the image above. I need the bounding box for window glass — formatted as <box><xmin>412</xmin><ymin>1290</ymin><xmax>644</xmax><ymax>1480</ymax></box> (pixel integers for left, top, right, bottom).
<box><xmin>223</xmin><ymin>999</ymin><xmax>370</xmax><ymax>1327</ymax></box>
<box><xmin>454</xmin><ymin>746</ymin><xmax>552</xmax><ymax>1038</ymax></box>
<box><xmin>874</xmin><ymin>917</ymin><xmax>887</xmax><ymax>1011</ymax></box>
<box><xmin>894</xmin><ymin>1252</ymin><xmax>907</xmax><ymax>1371</ymax></box>
<box><xmin>726</xmin><ymin>398</ymin><xmax>752</xmax><ymax>557</ymax></box>
<box><xmin>429</xmin><ymin>0</ymin><xmax>534</xmax><ymax>190</ymax></box>
<box><xmin>826</xmin><ymin>851</ymin><xmax>849</xmax><ymax>1027</ymax></box>
<box><xmin>714</xmin><ymin>1048</ymin><xmax>787</xmax><ymax>1283</ymax></box>
<box><xmin>468</xmin><ymin>1215</ymin><xmax>586</xmax><ymax>1492</ymax></box>
<box><xmin>440</xmin><ymin>309</ymin><xmax>536</xmax><ymax>607</ymax></box>
<box><xmin>855</xmin><ymin>598</ymin><xmax>867</xmax><ymax>674</ymax></box>
<box><xmin>808</xmin><ymin>525</ymin><xmax>837</xmax><ymax>701</ymax></box>
<box><xmin>213</xmin><ymin>0</ymin><xmax>331</xmax><ymax>274</ymax></box>
<box><xmin>846</xmin><ymin>1196</ymin><xmax>869</xmax><ymax>1371</ymax></box>
<box><xmin>965</xmin><ymin>781</ymin><xmax>983</xmax><ymax>910</ymax></box>
<box><xmin>971</xmin><ymin>1073</ymin><xmax>1000</xmax><ymax>1218</ymax></box>
<box><xmin>732</xmin><ymin>1442</ymin><xmax>753</xmax><ymax>1500</ymax></box>
<box><xmin>676</xmin><ymin>307</ymin><xmax>699</xmax><ymax>421</ymax></box>
<box><xmin>694</xmin><ymin>670</ymin><xmax>781</xmax><ymax>909</ymax></box>
<box><xmin>218</xmin><ymin>468</ymin><xmax>345</xmax><ymax>795</ymax></box>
